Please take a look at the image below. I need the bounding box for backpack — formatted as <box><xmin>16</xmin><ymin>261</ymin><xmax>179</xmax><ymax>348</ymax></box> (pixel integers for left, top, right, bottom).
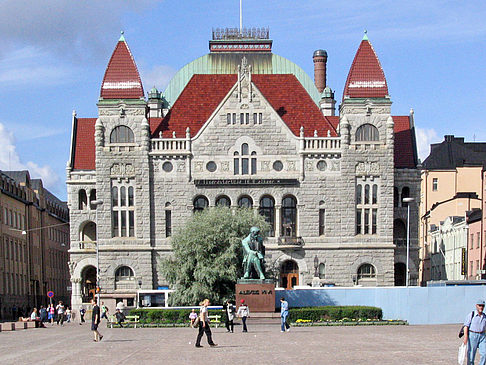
<box><xmin>459</xmin><ymin>311</ymin><xmax>475</xmax><ymax>338</ymax></box>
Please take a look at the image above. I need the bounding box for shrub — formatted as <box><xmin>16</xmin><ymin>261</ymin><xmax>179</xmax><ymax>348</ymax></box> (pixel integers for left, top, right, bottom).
<box><xmin>130</xmin><ymin>308</ymin><xmax>223</xmax><ymax>324</ymax></box>
<box><xmin>288</xmin><ymin>306</ymin><xmax>382</xmax><ymax>323</ymax></box>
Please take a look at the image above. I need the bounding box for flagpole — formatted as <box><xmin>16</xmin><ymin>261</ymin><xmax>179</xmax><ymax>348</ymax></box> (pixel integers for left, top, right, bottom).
<box><xmin>240</xmin><ymin>0</ymin><xmax>242</xmax><ymax>34</ymax></box>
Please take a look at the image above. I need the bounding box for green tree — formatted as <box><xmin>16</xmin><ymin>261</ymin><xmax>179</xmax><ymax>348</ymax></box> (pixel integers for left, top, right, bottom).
<box><xmin>160</xmin><ymin>207</ymin><xmax>270</xmax><ymax>306</ymax></box>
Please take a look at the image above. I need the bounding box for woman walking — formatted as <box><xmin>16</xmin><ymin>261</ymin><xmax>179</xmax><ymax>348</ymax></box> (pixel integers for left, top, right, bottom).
<box><xmin>237</xmin><ymin>299</ymin><xmax>250</xmax><ymax>332</ymax></box>
<box><xmin>195</xmin><ymin>299</ymin><xmax>217</xmax><ymax>348</ymax></box>
<box><xmin>225</xmin><ymin>300</ymin><xmax>235</xmax><ymax>333</ymax></box>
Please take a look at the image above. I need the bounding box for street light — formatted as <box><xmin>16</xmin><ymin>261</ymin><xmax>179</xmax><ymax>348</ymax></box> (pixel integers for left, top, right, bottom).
<box><xmin>403</xmin><ymin>197</ymin><xmax>415</xmax><ymax>287</ymax></box>
<box><xmin>91</xmin><ymin>199</ymin><xmax>104</xmax><ymax>306</ymax></box>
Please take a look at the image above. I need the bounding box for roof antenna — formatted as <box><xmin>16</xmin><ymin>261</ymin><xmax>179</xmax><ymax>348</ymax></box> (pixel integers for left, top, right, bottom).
<box><xmin>240</xmin><ymin>0</ymin><xmax>243</xmax><ymax>34</ymax></box>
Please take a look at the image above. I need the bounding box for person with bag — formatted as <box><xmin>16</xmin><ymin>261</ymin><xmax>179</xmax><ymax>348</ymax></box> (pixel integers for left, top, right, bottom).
<box><xmin>195</xmin><ymin>299</ymin><xmax>217</xmax><ymax>348</ymax></box>
<box><xmin>462</xmin><ymin>299</ymin><xmax>486</xmax><ymax>365</ymax></box>
<box><xmin>237</xmin><ymin>299</ymin><xmax>250</xmax><ymax>332</ymax></box>
<box><xmin>225</xmin><ymin>300</ymin><xmax>235</xmax><ymax>333</ymax></box>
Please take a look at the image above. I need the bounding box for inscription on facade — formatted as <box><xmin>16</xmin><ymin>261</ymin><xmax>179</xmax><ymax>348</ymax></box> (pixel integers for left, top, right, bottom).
<box><xmin>194</xmin><ymin>179</ymin><xmax>299</xmax><ymax>187</ymax></box>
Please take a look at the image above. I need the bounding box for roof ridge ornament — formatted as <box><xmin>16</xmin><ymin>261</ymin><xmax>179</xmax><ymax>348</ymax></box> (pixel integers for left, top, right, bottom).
<box><xmin>119</xmin><ymin>31</ymin><xmax>125</xmax><ymax>42</ymax></box>
<box><xmin>237</xmin><ymin>57</ymin><xmax>252</xmax><ymax>102</ymax></box>
<box><xmin>363</xmin><ymin>30</ymin><xmax>369</xmax><ymax>41</ymax></box>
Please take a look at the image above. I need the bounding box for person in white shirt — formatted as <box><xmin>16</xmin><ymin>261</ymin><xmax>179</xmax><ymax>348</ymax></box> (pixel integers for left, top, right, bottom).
<box><xmin>237</xmin><ymin>299</ymin><xmax>250</xmax><ymax>332</ymax></box>
<box><xmin>195</xmin><ymin>299</ymin><xmax>217</xmax><ymax>348</ymax></box>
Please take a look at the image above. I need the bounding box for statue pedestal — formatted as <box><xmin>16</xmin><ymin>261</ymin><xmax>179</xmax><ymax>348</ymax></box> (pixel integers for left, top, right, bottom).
<box><xmin>236</xmin><ymin>279</ymin><xmax>275</xmax><ymax>312</ymax></box>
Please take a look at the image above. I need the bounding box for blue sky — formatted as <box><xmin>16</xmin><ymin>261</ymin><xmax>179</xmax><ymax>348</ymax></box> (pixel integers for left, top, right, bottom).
<box><xmin>0</xmin><ymin>0</ymin><xmax>485</xmax><ymax>200</ymax></box>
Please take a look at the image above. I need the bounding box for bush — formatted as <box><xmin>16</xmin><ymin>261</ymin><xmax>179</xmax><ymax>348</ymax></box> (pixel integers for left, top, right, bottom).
<box><xmin>130</xmin><ymin>308</ymin><xmax>223</xmax><ymax>324</ymax></box>
<box><xmin>287</xmin><ymin>306</ymin><xmax>382</xmax><ymax>323</ymax></box>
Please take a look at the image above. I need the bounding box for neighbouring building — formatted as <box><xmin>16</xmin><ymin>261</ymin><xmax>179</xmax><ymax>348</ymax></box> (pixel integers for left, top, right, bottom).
<box><xmin>0</xmin><ymin>170</ymin><xmax>70</xmax><ymax>320</ymax></box>
<box><xmin>67</xmin><ymin>28</ymin><xmax>420</xmax><ymax>310</ymax></box>
<box><xmin>467</xmin><ymin>209</ymin><xmax>483</xmax><ymax>280</ymax></box>
<box><xmin>420</xmin><ymin>136</ymin><xmax>486</xmax><ymax>285</ymax></box>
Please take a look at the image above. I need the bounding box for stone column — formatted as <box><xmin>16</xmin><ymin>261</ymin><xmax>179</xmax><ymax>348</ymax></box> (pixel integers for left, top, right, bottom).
<box><xmin>275</xmin><ymin>205</ymin><xmax>281</xmax><ymax>238</ymax></box>
<box><xmin>71</xmin><ymin>278</ymin><xmax>82</xmax><ymax>308</ymax></box>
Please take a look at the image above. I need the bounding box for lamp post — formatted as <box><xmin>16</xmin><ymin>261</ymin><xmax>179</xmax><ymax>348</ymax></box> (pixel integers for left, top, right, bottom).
<box><xmin>403</xmin><ymin>197</ymin><xmax>415</xmax><ymax>287</ymax></box>
<box><xmin>91</xmin><ymin>200</ymin><xmax>103</xmax><ymax>306</ymax></box>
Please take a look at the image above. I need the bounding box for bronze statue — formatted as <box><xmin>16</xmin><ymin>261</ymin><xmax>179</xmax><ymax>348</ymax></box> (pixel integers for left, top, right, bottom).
<box><xmin>242</xmin><ymin>227</ymin><xmax>265</xmax><ymax>280</ymax></box>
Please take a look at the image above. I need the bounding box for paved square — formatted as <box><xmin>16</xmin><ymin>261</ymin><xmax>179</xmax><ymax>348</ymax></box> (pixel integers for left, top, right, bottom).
<box><xmin>0</xmin><ymin>320</ymin><xmax>461</xmax><ymax>364</ymax></box>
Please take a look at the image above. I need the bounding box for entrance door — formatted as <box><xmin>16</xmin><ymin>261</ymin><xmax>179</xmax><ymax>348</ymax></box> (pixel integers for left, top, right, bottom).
<box><xmin>394</xmin><ymin>263</ymin><xmax>406</xmax><ymax>286</ymax></box>
<box><xmin>280</xmin><ymin>260</ymin><xmax>299</xmax><ymax>289</ymax></box>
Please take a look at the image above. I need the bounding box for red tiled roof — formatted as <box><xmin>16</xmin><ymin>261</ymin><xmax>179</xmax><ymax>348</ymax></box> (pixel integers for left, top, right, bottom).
<box><xmin>343</xmin><ymin>39</ymin><xmax>388</xmax><ymax>99</ymax></box>
<box><xmin>151</xmin><ymin>74</ymin><xmax>337</xmax><ymax>138</ymax></box>
<box><xmin>100</xmin><ymin>40</ymin><xmax>144</xmax><ymax>99</ymax></box>
<box><xmin>73</xmin><ymin>118</ymin><xmax>96</xmax><ymax>170</ymax></box>
<box><xmin>393</xmin><ymin>116</ymin><xmax>416</xmax><ymax>168</ymax></box>
<box><xmin>152</xmin><ymin>74</ymin><xmax>237</xmax><ymax>138</ymax></box>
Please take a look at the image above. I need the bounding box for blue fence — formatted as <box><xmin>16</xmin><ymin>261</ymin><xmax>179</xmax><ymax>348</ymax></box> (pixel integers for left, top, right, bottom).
<box><xmin>275</xmin><ymin>286</ymin><xmax>486</xmax><ymax>325</ymax></box>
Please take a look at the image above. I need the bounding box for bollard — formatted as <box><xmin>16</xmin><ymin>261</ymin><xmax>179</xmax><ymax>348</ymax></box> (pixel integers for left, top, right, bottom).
<box><xmin>23</xmin><ymin>322</ymin><xmax>27</xmax><ymax>329</ymax></box>
<box><xmin>11</xmin><ymin>323</ymin><xmax>15</xmax><ymax>331</ymax></box>
<box><xmin>0</xmin><ymin>323</ymin><xmax>2</xmax><ymax>332</ymax></box>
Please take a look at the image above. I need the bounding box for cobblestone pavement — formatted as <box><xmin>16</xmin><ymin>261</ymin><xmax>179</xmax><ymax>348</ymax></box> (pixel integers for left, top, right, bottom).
<box><xmin>0</xmin><ymin>320</ymin><xmax>462</xmax><ymax>364</ymax></box>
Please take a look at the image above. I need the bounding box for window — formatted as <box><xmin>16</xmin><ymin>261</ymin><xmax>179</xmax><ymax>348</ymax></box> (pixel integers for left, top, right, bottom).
<box><xmin>355</xmin><ymin>124</ymin><xmax>379</xmax><ymax>142</ymax></box>
<box><xmin>193</xmin><ymin>196</ymin><xmax>209</xmax><ymax>212</ymax></box>
<box><xmin>356</xmin><ymin>181</ymin><xmax>378</xmax><ymax>235</ymax></box>
<box><xmin>215</xmin><ymin>195</ymin><xmax>231</xmax><ymax>207</ymax></box>
<box><xmin>226</xmin><ymin>113</ymin><xmax>231</xmax><ymax>125</ymax></box>
<box><xmin>115</xmin><ymin>266</ymin><xmax>135</xmax><ymax>290</ymax></box>
<box><xmin>259</xmin><ymin>196</ymin><xmax>275</xmax><ymax>237</ymax></box>
<box><xmin>165</xmin><ymin>210</ymin><xmax>171</xmax><ymax>237</ymax></box>
<box><xmin>110</xmin><ymin>125</ymin><xmax>134</xmax><ymax>143</ymax></box>
<box><xmin>471</xmin><ymin>234</ymin><xmax>474</xmax><ymax>249</ymax></box>
<box><xmin>319</xmin><ymin>209</ymin><xmax>325</xmax><ymax>235</ymax></box>
<box><xmin>111</xmin><ymin>182</ymin><xmax>135</xmax><ymax>237</ymax></box>
<box><xmin>478</xmin><ymin>232</ymin><xmax>480</xmax><ymax>249</ymax></box>
<box><xmin>238</xmin><ymin>196</ymin><xmax>253</xmax><ymax>208</ymax></box>
<box><xmin>357</xmin><ymin>264</ymin><xmax>376</xmax><ymax>280</ymax></box>
<box><xmin>393</xmin><ymin>187</ymin><xmax>399</xmax><ymax>207</ymax></box>
<box><xmin>281</xmin><ymin>196</ymin><xmax>297</xmax><ymax>237</ymax></box>
<box><xmin>432</xmin><ymin>178</ymin><xmax>438</xmax><ymax>191</ymax></box>
<box><xmin>78</xmin><ymin>189</ymin><xmax>88</xmax><ymax>210</ymax></box>
<box><xmin>234</xmin><ymin>144</ymin><xmax>256</xmax><ymax>175</ymax></box>
<box><xmin>318</xmin><ymin>263</ymin><xmax>325</xmax><ymax>279</ymax></box>
<box><xmin>401</xmin><ymin>187</ymin><xmax>410</xmax><ymax>206</ymax></box>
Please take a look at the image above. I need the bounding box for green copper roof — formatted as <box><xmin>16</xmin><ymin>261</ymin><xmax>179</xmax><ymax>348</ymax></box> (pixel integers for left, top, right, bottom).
<box><xmin>119</xmin><ymin>31</ymin><xmax>125</xmax><ymax>42</ymax></box>
<box><xmin>362</xmin><ymin>30</ymin><xmax>369</xmax><ymax>41</ymax></box>
<box><xmin>163</xmin><ymin>52</ymin><xmax>321</xmax><ymax>106</ymax></box>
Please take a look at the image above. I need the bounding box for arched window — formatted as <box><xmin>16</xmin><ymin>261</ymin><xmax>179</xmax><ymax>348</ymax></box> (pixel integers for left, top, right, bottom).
<box><xmin>393</xmin><ymin>219</ymin><xmax>406</xmax><ymax>246</ymax></box>
<box><xmin>78</xmin><ymin>189</ymin><xmax>87</xmax><ymax>210</ymax></box>
<box><xmin>80</xmin><ymin>221</ymin><xmax>96</xmax><ymax>243</ymax></box>
<box><xmin>318</xmin><ymin>263</ymin><xmax>326</xmax><ymax>279</ymax></box>
<box><xmin>237</xmin><ymin>195</ymin><xmax>253</xmax><ymax>208</ymax></box>
<box><xmin>394</xmin><ymin>187</ymin><xmax>399</xmax><ymax>208</ymax></box>
<box><xmin>259</xmin><ymin>195</ymin><xmax>275</xmax><ymax>237</ymax></box>
<box><xmin>281</xmin><ymin>195</ymin><xmax>297</xmax><ymax>237</ymax></box>
<box><xmin>110</xmin><ymin>125</ymin><xmax>134</xmax><ymax>143</ymax></box>
<box><xmin>402</xmin><ymin>187</ymin><xmax>410</xmax><ymax>207</ymax></box>
<box><xmin>89</xmin><ymin>190</ymin><xmax>97</xmax><ymax>210</ymax></box>
<box><xmin>356</xmin><ymin>184</ymin><xmax>362</xmax><ymax>204</ymax></box>
<box><xmin>234</xmin><ymin>144</ymin><xmax>256</xmax><ymax>175</ymax></box>
<box><xmin>115</xmin><ymin>266</ymin><xmax>135</xmax><ymax>290</ymax></box>
<box><xmin>355</xmin><ymin>124</ymin><xmax>379</xmax><ymax>142</ymax></box>
<box><xmin>357</xmin><ymin>264</ymin><xmax>376</xmax><ymax>280</ymax></box>
<box><xmin>215</xmin><ymin>195</ymin><xmax>231</xmax><ymax>207</ymax></box>
<box><xmin>193</xmin><ymin>196</ymin><xmax>209</xmax><ymax>212</ymax></box>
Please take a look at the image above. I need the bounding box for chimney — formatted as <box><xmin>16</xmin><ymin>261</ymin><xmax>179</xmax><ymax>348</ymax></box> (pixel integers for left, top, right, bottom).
<box><xmin>313</xmin><ymin>49</ymin><xmax>327</xmax><ymax>93</ymax></box>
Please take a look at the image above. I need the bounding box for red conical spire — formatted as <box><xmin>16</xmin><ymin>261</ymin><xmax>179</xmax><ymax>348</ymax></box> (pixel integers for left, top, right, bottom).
<box><xmin>100</xmin><ymin>32</ymin><xmax>144</xmax><ymax>99</ymax></box>
<box><xmin>343</xmin><ymin>32</ymin><xmax>388</xmax><ymax>99</ymax></box>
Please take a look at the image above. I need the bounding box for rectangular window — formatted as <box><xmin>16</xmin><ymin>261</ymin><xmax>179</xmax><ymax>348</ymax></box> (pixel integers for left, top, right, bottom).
<box><xmin>251</xmin><ymin>158</ymin><xmax>257</xmax><ymax>175</ymax></box>
<box><xmin>319</xmin><ymin>209</ymin><xmax>325</xmax><ymax>235</ymax></box>
<box><xmin>165</xmin><ymin>210</ymin><xmax>172</xmax><ymax>237</ymax></box>
<box><xmin>253</xmin><ymin>113</ymin><xmax>257</xmax><ymax>124</ymax></box>
<box><xmin>4</xmin><ymin>208</ymin><xmax>7</xmax><ymax>225</ymax></box>
<box><xmin>471</xmin><ymin>234</ymin><xmax>474</xmax><ymax>249</ymax></box>
<box><xmin>245</xmin><ymin>113</ymin><xmax>249</xmax><ymax>124</ymax></box>
<box><xmin>477</xmin><ymin>260</ymin><xmax>480</xmax><ymax>274</ymax></box>
<box><xmin>242</xmin><ymin>158</ymin><xmax>249</xmax><ymax>174</ymax></box>
<box><xmin>259</xmin><ymin>113</ymin><xmax>263</xmax><ymax>124</ymax></box>
<box><xmin>234</xmin><ymin>158</ymin><xmax>239</xmax><ymax>175</ymax></box>
<box><xmin>364</xmin><ymin>209</ymin><xmax>370</xmax><ymax>234</ymax></box>
<box><xmin>232</xmin><ymin>113</ymin><xmax>236</xmax><ymax>124</ymax></box>
<box><xmin>240</xmin><ymin>113</ymin><xmax>244</xmax><ymax>124</ymax></box>
<box><xmin>356</xmin><ymin>210</ymin><xmax>362</xmax><ymax>234</ymax></box>
<box><xmin>477</xmin><ymin>232</ymin><xmax>480</xmax><ymax>248</ymax></box>
<box><xmin>112</xmin><ymin>211</ymin><xmax>119</xmax><ymax>237</ymax></box>
<box><xmin>121</xmin><ymin>211</ymin><xmax>127</xmax><ymax>237</ymax></box>
<box><xmin>432</xmin><ymin>178</ymin><xmax>438</xmax><ymax>191</ymax></box>
<box><xmin>129</xmin><ymin>211</ymin><xmax>135</xmax><ymax>237</ymax></box>
<box><xmin>372</xmin><ymin>209</ymin><xmax>377</xmax><ymax>234</ymax></box>
<box><xmin>226</xmin><ymin>113</ymin><xmax>231</xmax><ymax>125</ymax></box>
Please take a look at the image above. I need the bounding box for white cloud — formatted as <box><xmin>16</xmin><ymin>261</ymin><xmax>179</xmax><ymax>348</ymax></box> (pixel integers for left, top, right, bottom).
<box><xmin>0</xmin><ymin>122</ymin><xmax>60</xmax><ymax>191</ymax></box>
<box><xmin>416</xmin><ymin>127</ymin><xmax>440</xmax><ymax>162</ymax></box>
<box><xmin>141</xmin><ymin>64</ymin><xmax>177</xmax><ymax>93</ymax></box>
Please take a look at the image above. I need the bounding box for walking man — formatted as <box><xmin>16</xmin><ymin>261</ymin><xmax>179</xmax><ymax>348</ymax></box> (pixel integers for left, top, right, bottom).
<box><xmin>56</xmin><ymin>301</ymin><xmax>65</xmax><ymax>326</ymax></box>
<box><xmin>101</xmin><ymin>302</ymin><xmax>109</xmax><ymax>320</ymax></box>
<box><xmin>280</xmin><ymin>297</ymin><xmax>290</xmax><ymax>332</ymax></box>
<box><xmin>463</xmin><ymin>299</ymin><xmax>486</xmax><ymax>365</ymax></box>
<box><xmin>91</xmin><ymin>298</ymin><xmax>103</xmax><ymax>342</ymax></box>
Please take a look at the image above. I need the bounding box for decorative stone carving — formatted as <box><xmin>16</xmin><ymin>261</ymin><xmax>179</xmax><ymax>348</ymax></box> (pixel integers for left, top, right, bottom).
<box><xmin>110</xmin><ymin>163</ymin><xmax>136</xmax><ymax>177</ymax></box>
<box><xmin>356</xmin><ymin>161</ymin><xmax>379</xmax><ymax>175</ymax></box>
<box><xmin>177</xmin><ymin>162</ymin><xmax>186</xmax><ymax>172</ymax></box>
<box><xmin>260</xmin><ymin>161</ymin><xmax>271</xmax><ymax>172</ymax></box>
<box><xmin>111</xmin><ymin>163</ymin><xmax>121</xmax><ymax>175</ymax></box>
<box><xmin>329</xmin><ymin>160</ymin><xmax>341</xmax><ymax>171</ymax></box>
<box><xmin>221</xmin><ymin>161</ymin><xmax>230</xmax><ymax>172</ymax></box>
<box><xmin>305</xmin><ymin>160</ymin><xmax>314</xmax><ymax>171</ymax></box>
<box><xmin>194</xmin><ymin>161</ymin><xmax>204</xmax><ymax>172</ymax></box>
<box><xmin>287</xmin><ymin>161</ymin><xmax>296</xmax><ymax>171</ymax></box>
<box><xmin>68</xmin><ymin>261</ymin><xmax>77</xmax><ymax>276</ymax></box>
<box><xmin>125</xmin><ymin>164</ymin><xmax>135</xmax><ymax>175</ymax></box>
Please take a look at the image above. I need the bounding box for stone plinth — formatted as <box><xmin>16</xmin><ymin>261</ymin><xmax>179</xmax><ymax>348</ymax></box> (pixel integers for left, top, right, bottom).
<box><xmin>236</xmin><ymin>279</ymin><xmax>275</xmax><ymax>312</ymax></box>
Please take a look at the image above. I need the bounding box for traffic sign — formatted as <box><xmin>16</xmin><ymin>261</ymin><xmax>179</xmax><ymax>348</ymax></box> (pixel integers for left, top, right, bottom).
<box><xmin>47</xmin><ymin>291</ymin><xmax>54</xmax><ymax>298</ymax></box>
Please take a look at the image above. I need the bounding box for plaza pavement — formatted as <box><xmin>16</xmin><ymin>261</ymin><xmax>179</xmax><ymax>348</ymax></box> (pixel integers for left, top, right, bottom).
<box><xmin>0</xmin><ymin>320</ymin><xmax>461</xmax><ymax>364</ymax></box>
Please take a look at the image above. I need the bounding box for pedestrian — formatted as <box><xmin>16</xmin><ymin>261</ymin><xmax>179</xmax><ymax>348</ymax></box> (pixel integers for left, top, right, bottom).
<box><xmin>115</xmin><ymin>308</ymin><xmax>126</xmax><ymax>328</ymax></box>
<box><xmin>226</xmin><ymin>300</ymin><xmax>235</xmax><ymax>333</ymax></box>
<box><xmin>79</xmin><ymin>305</ymin><xmax>86</xmax><ymax>325</ymax></box>
<box><xmin>66</xmin><ymin>307</ymin><xmax>72</xmax><ymax>323</ymax></box>
<box><xmin>280</xmin><ymin>297</ymin><xmax>290</xmax><ymax>332</ymax></box>
<box><xmin>39</xmin><ymin>305</ymin><xmax>47</xmax><ymax>324</ymax></box>
<box><xmin>189</xmin><ymin>309</ymin><xmax>198</xmax><ymax>328</ymax></box>
<box><xmin>237</xmin><ymin>299</ymin><xmax>250</xmax><ymax>332</ymax></box>
<box><xmin>56</xmin><ymin>301</ymin><xmax>65</xmax><ymax>325</ymax></box>
<box><xmin>195</xmin><ymin>299</ymin><xmax>217</xmax><ymax>348</ymax></box>
<box><xmin>91</xmin><ymin>298</ymin><xmax>103</xmax><ymax>342</ymax></box>
<box><xmin>463</xmin><ymin>299</ymin><xmax>486</xmax><ymax>365</ymax></box>
<box><xmin>30</xmin><ymin>308</ymin><xmax>45</xmax><ymax>328</ymax></box>
<box><xmin>48</xmin><ymin>304</ymin><xmax>55</xmax><ymax>326</ymax></box>
<box><xmin>101</xmin><ymin>302</ymin><xmax>109</xmax><ymax>320</ymax></box>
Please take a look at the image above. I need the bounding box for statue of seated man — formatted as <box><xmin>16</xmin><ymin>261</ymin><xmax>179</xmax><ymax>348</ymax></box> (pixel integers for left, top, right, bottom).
<box><xmin>242</xmin><ymin>227</ymin><xmax>266</xmax><ymax>280</ymax></box>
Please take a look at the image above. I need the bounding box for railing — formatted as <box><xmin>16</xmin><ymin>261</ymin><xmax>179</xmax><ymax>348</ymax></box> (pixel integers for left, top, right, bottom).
<box><xmin>151</xmin><ymin>138</ymin><xmax>189</xmax><ymax>153</ymax></box>
<box><xmin>277</xmin><ymin>236</ymin><xmax>304</xmax><ymax>247</ymax></box>
<box><xmin>79</xmin><ymin>241</ymin><xmax>96</xmax><ymax>250</ymax></box>
<box><xmin>303</xmin><ymin>137</ymin><xmax>341</xmax><ymax>151</ymax></box>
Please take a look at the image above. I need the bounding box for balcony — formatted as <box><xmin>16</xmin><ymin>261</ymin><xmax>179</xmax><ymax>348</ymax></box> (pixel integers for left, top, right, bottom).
<box><xmin>277</xmin><ymin>236</ymin><xmax>304</xmax><ymax>249</ymax></box>
<box><xmin>79</xmin><ymin>241</ymin><xmax>96</xmax><ymax>250</ymax></box>
<box><xmin>394</xmin><ymin>238</ymin><xmax>407</xmax><ymax>247</ymax></box>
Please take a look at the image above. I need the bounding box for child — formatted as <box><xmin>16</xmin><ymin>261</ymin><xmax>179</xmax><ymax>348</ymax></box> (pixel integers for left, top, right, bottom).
<box><xmin>189</xmin><ymin>309</ymin><xmax>198</xmax><ymax>327</ymax></box>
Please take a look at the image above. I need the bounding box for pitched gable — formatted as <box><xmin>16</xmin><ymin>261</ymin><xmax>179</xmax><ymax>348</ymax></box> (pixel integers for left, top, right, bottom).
<box><xmin>72</xmin><ymin>118</ymin><xmax>96</xmax><ymax>170</ymax></box>
<box><xmin>393</xmin><ymin>116</ymin><xmax>417</xmax><ymax>169</ymax></box>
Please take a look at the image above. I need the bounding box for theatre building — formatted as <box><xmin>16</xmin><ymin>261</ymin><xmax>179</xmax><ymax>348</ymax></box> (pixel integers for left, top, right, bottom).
<box><xmin>67</xmin><ymin>28</ymin><xmax>420</xmax><ymax>309</ymax></box>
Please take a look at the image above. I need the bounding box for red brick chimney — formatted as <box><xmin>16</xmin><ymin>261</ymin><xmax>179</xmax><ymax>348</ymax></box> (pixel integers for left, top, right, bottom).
<box><xmin>313</xmin><ymin>49</ymin><xmax>327</xmax><ymax>93</ymax></box>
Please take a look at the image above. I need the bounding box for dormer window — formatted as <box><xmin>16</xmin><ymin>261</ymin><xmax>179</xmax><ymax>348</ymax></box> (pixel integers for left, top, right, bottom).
<box><xmin>110</xmin><ymin>125</ymin><xmax>134</xmax><ymax>143</ymax></box>
<box><xmin>355</xmin><ymin>124</ymin><xmax>379</xmax><ymax>142</ymax></box>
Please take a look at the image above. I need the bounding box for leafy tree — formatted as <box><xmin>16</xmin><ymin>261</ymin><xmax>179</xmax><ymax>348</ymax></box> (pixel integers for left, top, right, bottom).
<box><xmin>160</xmin><ymin>207</ymin><xmax>270</xmax><ymax>306</ymax></box>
